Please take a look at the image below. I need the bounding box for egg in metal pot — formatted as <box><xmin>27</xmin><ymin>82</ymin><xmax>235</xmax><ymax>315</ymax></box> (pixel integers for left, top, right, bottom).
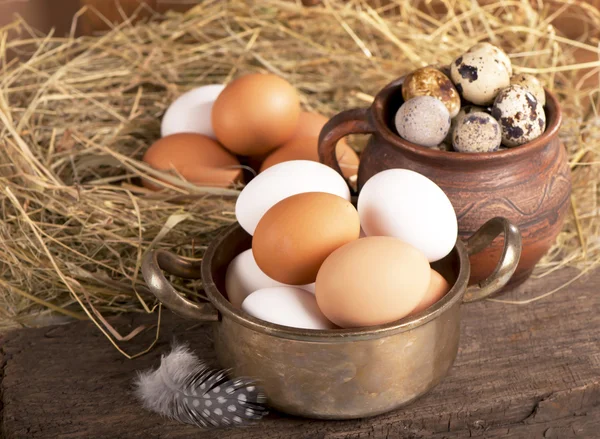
<box><xmin>358</xmin><ymin>169</ymin><xmax>457</xmax><ymax>262</ymax></box>
<box><xmin>235</xmin><ymin>160</ymin><xmax>350</xmax><ymax>235</ymax></box>
<box><xmin>315</xmin><ymin>237</ymin><xmax>431</xmax><ymax>328</ymax></box>
<box><xmin>252</xmin><ymin>192</ymin><xmax>360</xmax><ymax>285</ymax></box>
<box><xmin>491</xmin><ymin>84</ymin><xmax>546</xmax><ymax>147</ymax></box>
<box><xmin>402</xmin><ymin>67</ymin><xmax>461</xmax><ymax>117</ymax></box>
<box><xmin>225</xmin><ymin>249</ymin><xmax>315</xmax><ymax>309</ymax></box>
<box><xmin>409</xmin><ymin>269</ymin><xmax>450</xmax><ymax>316</ymax></box>
<box><xmin>211</xmin><ymin>73</ymin><xmax>300</xmax><ymax>156</ymax></box>
<box><xmin>242</xmin><ymin>287</ymin><xmax>334</xmax><ymax>330</ymax></box>
<box><xmin>142</xmin><ymin>133</ymin><xmax>241</xmax><ymax>190</ymax></box>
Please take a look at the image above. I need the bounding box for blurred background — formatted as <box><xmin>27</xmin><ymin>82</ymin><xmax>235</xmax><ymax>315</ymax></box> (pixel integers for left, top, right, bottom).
<box><xmin>1</xmin><ymin>0</ymin><xmax>600</xmax><ymax>40</ymax></box>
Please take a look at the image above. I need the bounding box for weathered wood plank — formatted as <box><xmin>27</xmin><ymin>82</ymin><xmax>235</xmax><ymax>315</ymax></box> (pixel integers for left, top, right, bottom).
<box><xmin>1</xmin><ymin>268</ymin><xmax>599</xmax><ymax>438</ymax></box>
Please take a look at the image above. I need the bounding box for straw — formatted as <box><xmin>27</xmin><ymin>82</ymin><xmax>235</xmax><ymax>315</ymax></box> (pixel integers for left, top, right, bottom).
<box><xmin>0</xmin><ymin>0</ymin><xmax>598</xmax><ymax>350</ymax></box>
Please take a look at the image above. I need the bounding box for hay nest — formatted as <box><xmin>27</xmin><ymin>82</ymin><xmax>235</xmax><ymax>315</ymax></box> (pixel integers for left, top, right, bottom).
<box><xmin>1</xmin><ymin>0</ymin><xmax>599</xmax><ymax>352</ymax></box>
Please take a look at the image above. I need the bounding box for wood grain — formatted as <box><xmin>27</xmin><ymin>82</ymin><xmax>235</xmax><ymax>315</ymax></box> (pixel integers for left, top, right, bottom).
<box><xmin>1</xmin><ymin>267</ymin><xmax>599</xmax><ymax>438</ymax></box>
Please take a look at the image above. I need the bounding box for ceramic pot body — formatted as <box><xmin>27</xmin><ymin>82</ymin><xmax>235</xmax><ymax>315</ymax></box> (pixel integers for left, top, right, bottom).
<box><xmin>142</xmin><ymin>218</ymin><xmax>521</xmax><ymax>419</ymax></box>
<box><xmin>319</xmin><ymin>78</ymin><xmax>571</xmax><ymax>285</ymax></box>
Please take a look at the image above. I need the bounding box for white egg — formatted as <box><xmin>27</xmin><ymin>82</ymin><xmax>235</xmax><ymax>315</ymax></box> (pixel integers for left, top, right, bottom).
<box><xmin>357</xmin><ymin>169</ymin><xmax>457</xmax><ymax>262</ymax></box>
<box><xmin>235</xmin><ymin>160</ymin><xmax>351</xmax><ymax>235</ymax></box>
<box><xmin>241</xmin><ymin>287</ymin><xmax>334</xmax><ymax>330</ymax></box>
<box><xmin>225</xmin><ymin>250</ymin><xmax>315</xmax><ymax>307</ymax></box>
<box><xmin>161</xmin><ymin>84</ymin><xmax>225</xmax><ymax>138</ymax></box>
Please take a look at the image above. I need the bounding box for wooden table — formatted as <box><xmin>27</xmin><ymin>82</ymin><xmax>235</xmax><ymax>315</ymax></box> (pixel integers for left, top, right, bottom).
<box><xmin>1</xmin><ymin>268</ymin><xmax>599</xmax><ymax>438</ymax></box>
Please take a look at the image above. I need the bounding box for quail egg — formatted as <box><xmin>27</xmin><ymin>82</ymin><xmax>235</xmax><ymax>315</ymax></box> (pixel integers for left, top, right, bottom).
<box><xmin>511</xmin><ymin>73</ymin><xmax>545</xmax><ymax>106</ymax></box>
<box><xmin>452</xmin><ymin>112</ymin><xmax>501</xmax><ymax>153</ymax></box>
<box><xmin>395</xmin><ymin>96</ymin><xmax>451</xmax><ymax>147</ymax></box>
<box><xmin>444</xmin><ymin>105</ymin><xmax>488</xmax><ymax>144</ymax></box>
<box><xmin>468</xmin><ymin>42</ymin><xmax>513</xmax><ymax>76</ymax></box>
<box><xmin>402</xmin><ymin>67</ymin><xmax>461</xmax><ymax>117</ymax></box>
<box><xmin>491</xmin><ymin>84</ymin><xmax>546</xmax><ymax>147</ymax></box>
<box><xmin>451</xmin><ymin>48</ymin><xmax>511</xmax><ymax>105</ymax></box>
<box><xmin>431</xmin><ymin>142</ymin><xmax>453</xmax><ymax>151</ymax></box>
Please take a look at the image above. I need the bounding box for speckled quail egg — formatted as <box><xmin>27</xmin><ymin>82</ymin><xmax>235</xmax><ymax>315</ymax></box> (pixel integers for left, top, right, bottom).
<box><xmin>491</xmin><ymin>84</ymin><xmax>546</xmax><ymax>147</ymax></box>
<box><xmin>510</xmin><ymin>73</ymin><xmax>545</xmax><ymax>106</ymax></box>
<box><xmin>402</xmin><ymin>67</ymin><xmax>461</xmax><ymax>117</ymax></box>
<box><xmin>395</xmin><ymin>96</ymin><xmax>451</xmax><ymax>147</ymax></box>
<box><xmin>468</xmin><ymin>43</ymin><xmax>512</xmax><ymax>76</ymax></box>
<box><xmin>444</xmin><ymin>105</ymin><xmax>488</xmax><ymax>144</ymax></box>
<box><xmin>451</xmin><ymin>48</ymin><xmax>511</xmax><ymax>105</ymax></box>
<box><xmin>431</xmin><ymin>142</ymin><xmax>453</xmax><ymax>151</ymax></box>
<box><xmin>452</xmin><ymin>112</ymin><xmax>501</xmax><ymax>153</ymax></box>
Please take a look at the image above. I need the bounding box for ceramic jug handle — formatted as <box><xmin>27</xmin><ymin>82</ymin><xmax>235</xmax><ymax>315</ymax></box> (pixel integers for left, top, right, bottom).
<box><xmin>318</xmin><ymin>108</ymin><xmax>374</xmax><ymax>186</ymax></box>
<box><xmin>141</xmin><ymin>250</ymin><xmax>219</xmax><ymax>321</ymax></box>
<box><xmin>462</xmin><ymin>217</ymin><xmax>522</xmax><ymax>303</ymax></box>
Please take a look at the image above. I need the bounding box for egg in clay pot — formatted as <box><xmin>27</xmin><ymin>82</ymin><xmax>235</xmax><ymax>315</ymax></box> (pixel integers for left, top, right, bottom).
<box><xmin>510</xmin><ymin>73</ymin><xmax>546</xmax><ymax>106</ymax></box>
<box><xmin>451</xmin><ymin>44</ymin><xmax>511</xmax><ymax>106</ymax></box>
<box><xmin>491</xmin><ymin>84</ymin><xmax>546</xmax><ymax>147</ymax></box>
<box><xmin>452</xmin><ymin>112</ymin><xmax>501</xmax><ymax>153</ymax></box>
<box><xmin>402</xmin><ymin>66</ymin><xmax>461</xmax><ymax>117</ymax></box>
<box><xmin>394</xmin><ymin>96</ymin><xmax>451</xmax><ymax>147</ymax></box>
<box><xmin>444</xmin><ymin>104</ymin><xmax>488</xmax><ymax>144</ymax></box>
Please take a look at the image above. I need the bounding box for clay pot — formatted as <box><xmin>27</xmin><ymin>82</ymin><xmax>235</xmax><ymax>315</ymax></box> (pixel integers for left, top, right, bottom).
<box><xmin>319</xmin><ymin>76</ymin><xmax>571</xmax><ymax>286</ymax></box>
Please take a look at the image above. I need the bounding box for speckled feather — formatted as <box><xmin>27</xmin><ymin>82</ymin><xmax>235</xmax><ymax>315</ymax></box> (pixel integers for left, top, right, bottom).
<box><xmin>134</xmin><ymin>344</ymin><xmax>267</xmax><ymax>429</ymax></box>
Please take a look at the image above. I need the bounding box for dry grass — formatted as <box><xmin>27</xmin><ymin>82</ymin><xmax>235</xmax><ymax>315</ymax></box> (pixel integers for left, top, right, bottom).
<box><xmin>0</xmin><ymin>0</ymin><xmax>598</xmax><ymax>351</ymax></box>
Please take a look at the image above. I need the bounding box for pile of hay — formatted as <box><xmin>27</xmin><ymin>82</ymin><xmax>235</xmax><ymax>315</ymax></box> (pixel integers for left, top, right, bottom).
<box><xmin>1</xmin><ymin>0</ymin><xmax>598</xmax><ymax>351</ymax></box>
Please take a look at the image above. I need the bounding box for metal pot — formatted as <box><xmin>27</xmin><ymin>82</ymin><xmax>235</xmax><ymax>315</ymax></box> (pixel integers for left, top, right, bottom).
<box><xmin>142</xmin><ymin>217</ymin><xmax>521</xmax><ymax>419</ymax></box>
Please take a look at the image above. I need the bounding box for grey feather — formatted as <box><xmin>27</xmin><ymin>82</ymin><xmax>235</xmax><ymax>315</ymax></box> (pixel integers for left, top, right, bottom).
<box><xmin>134</xmin><ymin>344</ymin><xmax>267</xmax><ymax>428</ymax></box>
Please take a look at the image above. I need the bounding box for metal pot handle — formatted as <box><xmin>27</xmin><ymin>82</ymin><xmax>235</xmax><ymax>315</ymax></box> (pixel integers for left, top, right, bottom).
<box><xmin>462</xmin><ymin>217</ymin><xmax>522</xmax><ymax>303</ymax></box>
<box><xmin>141</xmin><ymin>250</ymin><xmax>219</xmax><ymax>321</ymax></box>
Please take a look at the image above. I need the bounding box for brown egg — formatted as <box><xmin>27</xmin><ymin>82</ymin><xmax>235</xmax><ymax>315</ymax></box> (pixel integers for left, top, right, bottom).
<box><xmin>291</xmin><ymin>112</ymin><xmax>351</xmax><ymax>147</ymax></box>
<box><xmin>402</xmin><ymin>67</ymin><xmax>461</xmax><ymax>118</ymax></box>
<box><xmin>252</xmin><ymin>192</ymin><xmax>360</xmax><ymax>285</ymax></box>
<box><xmin>410</xmin><ymin>269</ymin><xmax>450</xmax><ymax>315</ymax></box>
<box><xmin>212</xmin><ymin>73</ymin><xmax>300</xmax><ymax>156</ymax></box>
<box><xmin>316</xmin><ymin>237</ymin><xmax>430</xmax><ymax>328</ymax></box>
<box><xmin>142</xmin><ymin>133</ymin><xmax>241</xmax><ymax>190</ymax></box>
<box><xmin>260</xmin><ymin>136</ymin><xmax>359</xmax><ymax>179</ymax></box>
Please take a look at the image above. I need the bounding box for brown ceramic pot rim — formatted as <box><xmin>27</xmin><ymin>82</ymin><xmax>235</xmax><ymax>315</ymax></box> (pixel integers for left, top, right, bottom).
<box><xmin>371</xmin><ymin>77</ymin><xmax>562</xmax><ymax>163</ymax></box>
<box><xmin>202</xmin><ymin>223</ymin><xmax>470</xmax><ymax>343</ymax></box>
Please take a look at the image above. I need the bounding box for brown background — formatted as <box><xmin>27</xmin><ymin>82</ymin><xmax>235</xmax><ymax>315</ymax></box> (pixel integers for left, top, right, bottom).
<box><xmin>1</xmin><ymin>0</ymin><xmax>598</xmax><ymax>39</ymax></box>
<box><xmin>1</xmin><ymin>1</ymin><xmax>597</xmax><ymax>89</ymax></box>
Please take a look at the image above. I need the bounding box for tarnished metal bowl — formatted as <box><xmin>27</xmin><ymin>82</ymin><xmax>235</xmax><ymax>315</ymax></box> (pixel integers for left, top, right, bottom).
<box><xmin>142</xmin><ymin>217</ymin><xmax>521</xmax><ymax>419</ymax></box>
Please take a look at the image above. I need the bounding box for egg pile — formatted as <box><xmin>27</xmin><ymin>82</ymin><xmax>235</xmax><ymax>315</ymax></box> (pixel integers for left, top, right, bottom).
<box><xmin>396</xmin><ymin>43</ymin><xmax>547</xmax><ymax>153</ymax></box>
<box><xmin>142</xmin><ymin>73</ymin><xmax>359</xmax><ymax>189</ymax></box>
<box><xmin>227</xmin><ymin>161</ymin><xmax>458</xmax><ymax>330</ymax></box>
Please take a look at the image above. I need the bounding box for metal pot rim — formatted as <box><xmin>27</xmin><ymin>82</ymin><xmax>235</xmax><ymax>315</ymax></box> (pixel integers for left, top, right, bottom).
<box><xmin>201</xmin><ymin>223</ymin><xmax>471</xmax><ymax>343</ymax></box>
